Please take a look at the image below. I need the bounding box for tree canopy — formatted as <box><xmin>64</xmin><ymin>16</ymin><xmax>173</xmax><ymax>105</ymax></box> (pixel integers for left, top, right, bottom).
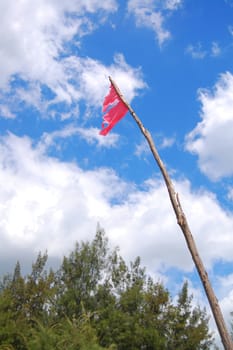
<box><xmin>0</xmin><ymin>227</ymin><xmax>214</xmax><ymax>349</ymax></box>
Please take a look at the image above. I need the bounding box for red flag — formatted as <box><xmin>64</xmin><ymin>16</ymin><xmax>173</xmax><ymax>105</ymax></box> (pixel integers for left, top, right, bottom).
<box><xmin>99</xmin><ymin>83</ymin><xmax>129</xmax><ymax>136</ymax></box>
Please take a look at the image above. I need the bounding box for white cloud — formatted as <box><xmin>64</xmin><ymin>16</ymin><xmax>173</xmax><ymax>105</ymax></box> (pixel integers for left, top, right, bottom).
<box><xmin>76</xmin><ymin>127</ymin><xmax>120</xmax><ymax>147</ymax></box>
<box><xmin>135</xmin><ymin>135</ymin><xmax>175</xmax><ymax>158</ymax></box>
<box><xmin>186</xmin><ymin>42</ymin><xmax>221</xmax><ymax>59</ymax></box>
<box><xmin>127</xmin><ymin>0</ymin><xmax>182</xmax><ymax>46</ymax></box>
<box><xmin>211</xmin><ymin>41</ymin><xmax>221</xmax><ymax>57</ymax></box>
<box><xmin>218</xmin><ymin>273</ymin><xmax>233</xmax><ymax>292</ymax></box>
<box><xmin>217</xmin><ymin>280</ymin><xmax>233</xmax><ymax>333</ymax></box>
<box><xmin>0</xmin><ymin>133</ymin><xmax>129</xmax><ymax>271</ymax></box>
<box><xmin>165</xmin><ymin>0</ymin><xmax>182</xmax><ymax>10</ymax></box>
<box><xmin>0</xmin><ymin>0</ymin><xmax>146</xmax><ymax>118</ymax></box>
<box><xmin>220</xmin><ymin>291</ymin><xmax>233</xmax><ymax>327</ymax></box>
<box><xmin>0</xmin><ymin>0</ymin><xmax>117</xmax><ymax>88</ymax></box>
<box><xmin>215</xmin><ymin>275</ymin><xmax>233</xmax><ymax>347</ymax></box>
<box><xmin>40</xmin><ymin>125</ymin><xmax>120</xmax><ymax>149</ymax></box>
<box><xmin>110</xmin><ymin>178</ymin><xmax>233</xmax><ymax>271</ymax></box>
<box><xmin>185</xmin><ymin>72</ymin><xmax>233</xmax><ymax>180</ymax></box>
<box><xmin>228</xmin><ymin>187</ymin><xmax>233</xmax><ymax>201</ymax></box>
<box><xmin>134</xmin><ymin>139</ymin><xmax>150</xmax><ymax>157</ymax></box>
<box><xmin>0</xmin><ymin>104</ymin><xmax>16</xmax><ymax>119</ymax></box>
<box><xmin>185</xmin><ymin>42</ymin><xmax>207</xmax><ymax>59</ymax></box>
<box><xmin>4</xmin><ymin>52</ymin><xmax>145</xmax><ymax>119</ymax></box>
<box><xmin>159</xmin><ymin>136</ymin><xmax>176</xmax><ymax>149</ymax></box>
<box><xmin>64</xmin><ymin>53</ymin><xmax>146</xmax><ymax>107</ymax></box>
<box><xmin>1</xmin><ymin>133</ymin><xmax>233</xmax><ymax>277</ymax></box>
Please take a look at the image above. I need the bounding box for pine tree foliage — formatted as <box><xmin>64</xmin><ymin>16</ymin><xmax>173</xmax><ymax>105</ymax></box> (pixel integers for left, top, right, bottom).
<box><xmin>0</xmin><ymin>227</ymin><xmax>214</xmax><ymax>349</ymax></box>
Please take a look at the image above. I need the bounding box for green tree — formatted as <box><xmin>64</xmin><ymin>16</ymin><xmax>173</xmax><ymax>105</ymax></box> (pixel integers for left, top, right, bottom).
<box><xmin>166</xmin><ymin>281</ymin><xmax>213</xmax><ymax>349</ymax></box>
<box><xmin>56</xmin><ymin>227</ymin><xmax>111</xmax><ymax>318</ymax></box>
<box><xmin>0</xmin><ymin>262</ymin><xmax>27</xmax><ymax>350</ymax></box>
<box><xmin>26</xmin><ymin>312</ymin><xmax>113</xmax><ymax>350</ymax></box>
<box><xmin>0</xmin><ymin>227</ymin><xmax>214</xmax><ymax>350</ymax></box>
<box><xmin>0</xmin><ymin>253</ymin><xmax>56</xmax><ymax>350</ymax></box>
<box><xmin>24</xmin><ymin>252</ymin><xmax>57</xmax><ymax>321</ymax></box>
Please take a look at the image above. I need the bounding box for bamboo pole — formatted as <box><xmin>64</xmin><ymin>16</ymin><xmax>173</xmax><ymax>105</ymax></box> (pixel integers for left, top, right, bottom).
<box><xmin>109</xmin><ymin>76</ymin><xmax>233</xmax><ymax>350</ymax></box>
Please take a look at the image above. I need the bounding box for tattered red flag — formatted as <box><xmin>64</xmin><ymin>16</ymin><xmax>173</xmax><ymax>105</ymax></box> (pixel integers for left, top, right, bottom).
<box><xmin>99</xmin><ymin>83</ymin><xmax>129</xmax><ymax>136</ymax></box>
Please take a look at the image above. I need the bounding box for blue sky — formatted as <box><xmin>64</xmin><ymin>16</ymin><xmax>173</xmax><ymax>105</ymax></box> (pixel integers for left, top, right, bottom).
<box><xmin>0</xmin><ymin>0</ymin><xmax>233</xmax><ymax>347</ymax></box>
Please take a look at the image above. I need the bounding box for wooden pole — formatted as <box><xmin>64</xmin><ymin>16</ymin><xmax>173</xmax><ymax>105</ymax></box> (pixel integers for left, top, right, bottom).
<box><xmin>109</xmin><ymin>76</ymin><xmax>233</xmax><ymax>350</ymax></box>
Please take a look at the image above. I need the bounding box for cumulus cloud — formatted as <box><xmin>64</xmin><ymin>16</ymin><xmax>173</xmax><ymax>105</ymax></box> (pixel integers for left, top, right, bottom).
<box><xmin>40</xmin><ymin>125</ymin><xmax>120</xmax><ymax>149</ymax></box>
<box><xmin>1</xmin><ymin>133</ymin><xmax>233</xmax><ymax>277</ymax></box>
<box><xmin>220</xmin><ymin>290</ymin><xmax>233</xmax><ymax>327</ymax></box>
<box><xmin>0</xmin><ymin>0</ymin><xmax>116</xmax><ymax>87</ymax></box>
<box><xmin>75</xmin><ymin>127</ymin><xmax>120</xmax><ymax>147</ymax></box>
<box><xmin>0</xmin><ymin>132</ymin><xmax>129</xmax><ymax>273</ymax></box>
<box><xmin>215</xmin><ymin>275</ymin><xmax>233</xmax><ymax>346</ymax></box>
<box><xmin>64</xmin><ymin>53</ymin><xmax>146</xmax><ymax>107</ymax></box>
<box><xmin>0</xmin><ymin>0</ymin><xmax>145</xmax><ymax>118</ymax></box>
<box><xmin>127</xmin><ymin>0</ymin><xmax>182</xmax><ymax>46</ymax></box>
<box><xmin>2</xmin><ymin>53</ymin><xmax>145</xmax><ymax>119</ymax></box>
<box><xmin>185</xmin><ymin>72</ymin><xmax>233</xmax><ymax>180</ymax></box>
